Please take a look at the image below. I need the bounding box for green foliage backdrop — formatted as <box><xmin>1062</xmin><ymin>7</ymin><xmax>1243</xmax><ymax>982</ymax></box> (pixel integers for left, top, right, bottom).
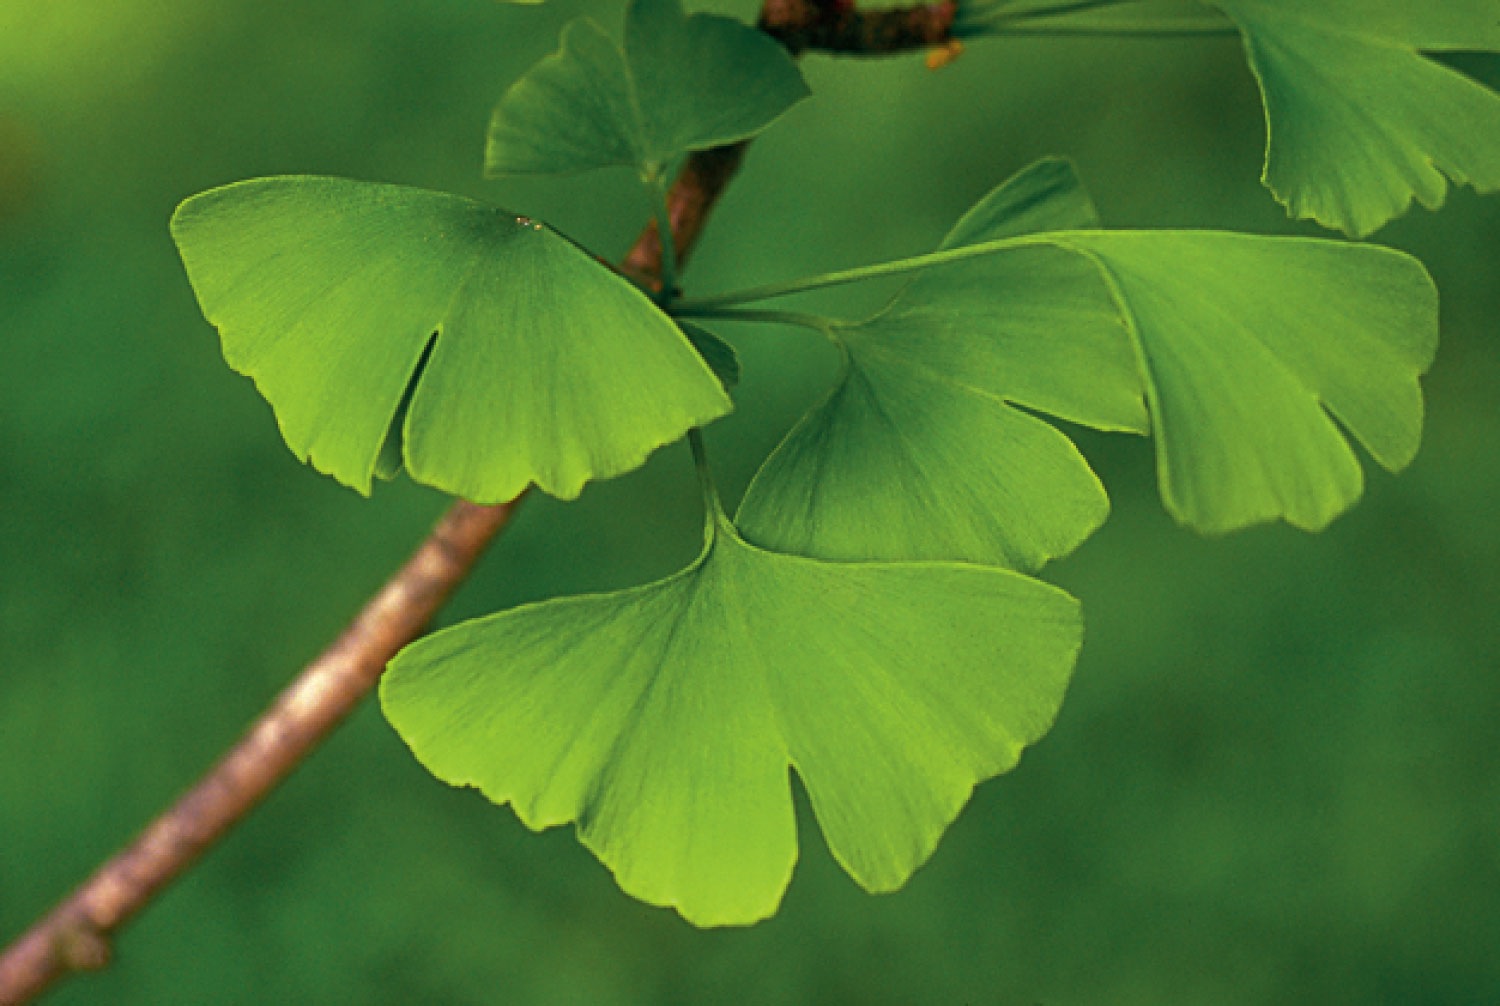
<box><xmin>3</xmin><ymin>0</ymin><xmax>1499</xmax><ymax>1001</ymax></box>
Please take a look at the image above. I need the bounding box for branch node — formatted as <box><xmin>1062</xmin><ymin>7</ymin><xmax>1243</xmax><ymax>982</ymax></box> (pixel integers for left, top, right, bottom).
<box><xmin>761</xmin><ymin>0</ymin><xmax>956</xmax><ymax>55</ymax></box>
<box><xmin>54</xmin><ymin>923</ymin><xmax>110</xmax><ymax>973</ymax></box>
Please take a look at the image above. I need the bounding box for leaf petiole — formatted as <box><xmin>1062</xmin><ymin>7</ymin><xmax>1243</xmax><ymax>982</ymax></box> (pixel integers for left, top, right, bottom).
<box><xmin>648</xmin><ymin>170</ymin><xmax>680</xmax><ymax>305</ymax></box>
<box><xmin>687</xmin><ymin>427</ymin><xmax>726</xmax><ymax>522</ymax></box>
<box><xmin>984</xmin><ymin>0</ymin><xmax>1137</xmax><ymax>22</ymax></box>
<box><xmin>962</xmin><ymin>20</ymin><xmax>1237</xmax><ymax>37</ymax></box>
<box><xmin>673</xmin><ymin>233</ymin><xmax>1055</xmax><ymax>311</ymax></box>
<box><xmin>952</xmin><ymin>0</ymin><xmax>1236</xmax><ymax>37</ymax></box>
<box><xmin>673</xmin><ymin>306</ymin><xmax>836</xmax><ymax>336</ymax></box>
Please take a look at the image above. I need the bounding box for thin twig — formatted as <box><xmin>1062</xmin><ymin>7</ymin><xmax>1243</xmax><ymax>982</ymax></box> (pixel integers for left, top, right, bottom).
<box><xmin>0</xmin><ymin>2</ymin><xmax>959</xmax><ymax>1002</ymax></box>
<box><xmin>0</xmin><ymin>499</ymin><xmax>519</xmax><ymax>1004</ymax></box>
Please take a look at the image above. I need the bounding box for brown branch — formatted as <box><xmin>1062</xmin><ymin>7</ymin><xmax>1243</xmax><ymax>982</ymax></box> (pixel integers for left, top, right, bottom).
<box><xmin>760</xmin><ymin>0</ymin><xmax>956</xmax><ymax>55</ymax></box>
<box><xmin>0</xmin><ymin>3</ymin><xmax>962</xmax><ymax>1003</ymax></box>
<box><xmin>622</xmin><ymin>142</ymin><xmax>750</xmax><ymax>290</ymax></box>
<box><xmin>0</xmin><ymin>498</ymin><xmax>520</xmax><ymax>1004</ymax></box>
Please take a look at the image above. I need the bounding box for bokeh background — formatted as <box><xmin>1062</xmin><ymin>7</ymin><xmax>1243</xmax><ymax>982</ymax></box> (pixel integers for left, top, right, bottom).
<box><xmin>3</xmin><ymin>2</ymin><xmax>1499</xmax><ymax>1003</ymax></box>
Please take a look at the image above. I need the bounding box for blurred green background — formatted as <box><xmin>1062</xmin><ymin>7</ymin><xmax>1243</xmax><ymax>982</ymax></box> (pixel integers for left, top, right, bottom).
<box><xmin>3</xmin><ymin>2</ymin><xmax>1499</xmax><ymax>1003</ymax></box>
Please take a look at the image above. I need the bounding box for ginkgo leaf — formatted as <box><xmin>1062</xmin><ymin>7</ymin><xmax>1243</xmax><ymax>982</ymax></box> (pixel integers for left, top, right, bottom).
<box><xmin>1062</xmin><ymin>231</ymin><xmax>1437</xmax><ymax>532</ymax></box>
<box><xmin>484</xmin><ymin>0</ymin><xmax>809</xmax><ymax>179</ymax></box>
<box><xmin>678</xmin><ymin>320</ymin><xmax>740</xmax><ymax>391</ymax></box>
<box><xmin>735</xmin><ymin>159</ymin><xmax>1146</xmax><ymax>572</ymax></box>
<box><xmin>170</xmin><ymin>175</ymin><xmax>731</xmax><ymax>502</ymax></box>
<box><xmin>382</xmin><ymin>499</ymin><xmax>1080</xmax><ymax>927</ymax></box>
<box><xmin>1211</xmin><ymin>0</ymin><xmax>1500</xmax><ymax>236</ymax></box>
<box><xmin>938</xmin><ymin>156</ymin><xmax>1102</xmax><ymax>249</ymax></box>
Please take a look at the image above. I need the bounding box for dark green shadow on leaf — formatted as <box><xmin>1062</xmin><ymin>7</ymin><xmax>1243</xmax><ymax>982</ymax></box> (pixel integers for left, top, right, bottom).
<box><xmin>381</xmin><ymin>499</ymin><xmax>1080</xmax><ymax>927</ymax></box>
<box><xmin>1212</xmin><ymin>0</ymin><xmax>1500</xmax><ymax>237</ymax></box>
<box><xmin>678</xmin><ymin>320</ymin><xmax>740</xmax><ymax>391</ymax></box>
<box><xmin>373</xmin><ymin>333</ymin><xmax>435</xmax><ymax>482</ymax></box>
<box><xmin>170</xmin><ymin>176</ymin><xmax>731</xmax><ymax>502</ymax></box>
<box><xmin>484</xmin><ymin>0</ymin><xmax>809</xmax><ymax>179</ymax></box>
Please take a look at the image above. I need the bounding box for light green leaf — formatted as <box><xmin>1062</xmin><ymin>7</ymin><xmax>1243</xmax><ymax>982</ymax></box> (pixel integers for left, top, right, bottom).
<box><xmin>714</xmin><ymin>207</ymin><xmax>1435</xmax><ymax>540</ymax></box>
<box><xmin>1063</xmin><ymin>231</ymin><xmax>1437</xmax><ymax>532</ymax></box>
<box><xmin>736</xmin><ymin>160</ymin><xmax>1145</xmax><ymax>571</ymax></box>
<box><xmin>678</xmin><ymin>320</ymin><xmax>740</xmax><ymax>391</ymax></box>
<box><xmin>171</xmin><ymin>176</ymin><xmax>731</xmax><ymax>501</ymax></box>
<box><xmin>382</xmin><ymin>502</ymin><xmax>1080</xmax><ymax>927</ymax></box>
<box><xmin>1211</xmin><ymin>0</ymin><xmax>1500</xmax><ymax>236</ymax></box>
<box><xmin>485</xmin><ymin>0</ymin><xmax>808</xmax><ymax>178</ymax></box>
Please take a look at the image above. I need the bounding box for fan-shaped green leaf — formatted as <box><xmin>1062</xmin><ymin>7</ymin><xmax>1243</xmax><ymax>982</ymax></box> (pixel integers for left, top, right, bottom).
<box><xmin>1211</xmin><ymin>0</ymin><xmax>1500</xmax><ymax>236</ymax></box>
<box><xmin>735</xmin><ymin>159</ymin><xmax>1145</xmax><ymax>571</ymax></box>
<box><xmin>1063</xmin><ymin>231</ymin><xmax>1437</xmax><ymax>531</ymax></box>
<box><xmin>170</xmin><ymin>176</ymin><xmax>731</xmax><ymax>501</ymax></box>
<box><xmin>678</xmin><ymin>320</ymin><xmax>740</xmax><ymax>390</ymax></box>
<box><xmin>382</xmin><ymin>501</ymin><xmax>1080</xmax><ymax>927</ymax></box>
<box><xmin>485</xmin><ymin>0</ymin><xmax>808</xmax><ymax>178</ymax></box>
<box><xmin>714</xmin><ymin>174</ymin><xmax>1435</xmax><ymax>542</ymax></box>
<box><xmin>938</xmin><ymin>156</ymin><xmax>1101</xmax><ymax>249</ymax></box>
